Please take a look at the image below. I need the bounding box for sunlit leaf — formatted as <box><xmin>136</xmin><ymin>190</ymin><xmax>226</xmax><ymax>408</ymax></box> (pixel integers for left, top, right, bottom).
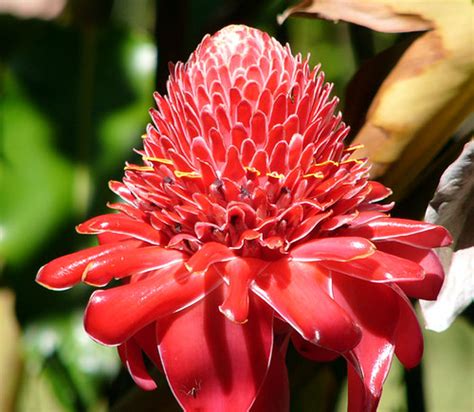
<box><xmin>0</xmin><ymin>18</ymin><xmax>155</xmax><ymax>269</ymax></box>
<box><xmin>0</xmin><ymin>69</ymin><xmax>75</xmax><ymax>267</ymax></box>
<box><xmin>280</xmin><ymin>0</ymin><xmax>474</xmax><ymax>199</ymax></box>
<box><xmin>21</xmin><ymin>311</ymin><xmax>120</xmax><ymax>410</ymax></box>
<box><xmin>278</xmin><ymin>0</ymin><xmax>433</xmax><ymax>32</ymax></box>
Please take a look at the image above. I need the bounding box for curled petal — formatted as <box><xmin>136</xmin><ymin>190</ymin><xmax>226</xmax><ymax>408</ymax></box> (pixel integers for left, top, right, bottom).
<box><xmin>377</xmin><ymin>241</ymin><xmax>445</xmax><ymax>299</ymax></box>
<box><xmin>77</xmin><ymin>214</ymin><xmax>164</xmax><ymax>245</ymax></box>
<box><xmin>133</xmin><ymin>323</ymin><xmax>163</xmax><ymax>372</ymax></box>
<box><xmin>365</xmin><ymin>181</ymin><xmax>392</xmax><ymax>202</ymax></box>
<box><xmin>346</xmin><ymin>362</ymin><xmax>379</xmax><ymax>412</ymax></box>
<box><xmin>333</xmin><ymin>275</ymin><xmax>399</xmax><ymax>412</ymax></box>
<box><xmin>252</xmin><ymin>259</ymin><xmax>361</xmax><ymax>352</ymax></box>
<box><xmin>218</xmin><ymin>258</ymin><xmax>267</xmax><ymax>324</ymax></box>
<box><xmin>118</xmin><ymin>339</ymin><xmax>157</xmax><ymax>391</ymax></box>
<box><xmin>83</xmin><ymin>246</ymin><xmax>186</xmax><ymax>286</ymax></box>
<box><xmin>321</xmin><ymin>250</ymin><xmax>424</xmax><ymax>282</ymax></box>
<box><xmin>392</xmin><ymin>285</ymin><xmax>424</xmax><ymax>369</ymax></box>
<box><xmin>84</xmin><ymin>265</ymin><xmax>222</xmax><ymax>345</ymax></box>
<box><xmin>157</xmin><ymin>286</ymin><xmax>273</xmax><ymax>412</ymax></box>
<box><xmin>36</xmin><ymin>239</ymin><xmax>142</xmax><ymax>290</ymax></box>
<box><xmin>346</xmin><ymin>211</ymin><xmax>386</xmax><ymax>227</ymax></box>
<box><xmin>290</xmin><ymin>237</ymin><xmax>375</xmax><ymax>262</ymax></box>
<box><xmin>185</xmin><ymin>242</ymin><xmax>235</xmax><ymax>273</ymax></box>
<box><xmin>342</xmin><ymin>218</ymin><xmax>452</xmax><ymax>248</ymax></box>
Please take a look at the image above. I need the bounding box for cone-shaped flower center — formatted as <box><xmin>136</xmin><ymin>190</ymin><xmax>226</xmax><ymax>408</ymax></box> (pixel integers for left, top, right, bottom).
<box><xmin>117</xmin><ymin>25</ymin><xmax>375</xmax><ymax>259</ymax></box>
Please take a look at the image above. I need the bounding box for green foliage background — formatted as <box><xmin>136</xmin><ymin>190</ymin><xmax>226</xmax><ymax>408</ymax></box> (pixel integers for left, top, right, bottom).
<box><xmin>0</xmin><ymin>1</ymin><xmax>472</xmax><ymax>411</ymax></box>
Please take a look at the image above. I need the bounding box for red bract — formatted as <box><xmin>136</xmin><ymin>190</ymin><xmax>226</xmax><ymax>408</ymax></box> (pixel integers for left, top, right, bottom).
<box><xmin>37</xmin><ymin>25</ymin><xmax>451</xmax><ymax>411</ymax></box>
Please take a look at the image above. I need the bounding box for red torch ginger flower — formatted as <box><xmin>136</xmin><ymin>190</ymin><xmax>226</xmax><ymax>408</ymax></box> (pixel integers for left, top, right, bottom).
<box><xmin>37</xmin><ymin>25</ymin><xmax>451</xmax><ymax>411</ymax></box>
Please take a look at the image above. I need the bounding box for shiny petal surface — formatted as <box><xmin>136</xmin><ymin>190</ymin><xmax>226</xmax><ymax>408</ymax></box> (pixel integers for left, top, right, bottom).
<box><xmin>218</xmin><ymin>258</ymin><xmax>266</xmax><ymax>324</ymax></box>
<box><xmin>84</xmin><ymin>266</ymin><xmax>222</xmax><ymax>345</ymax></box>
<box><xmin>252</xmin><ymin>259</ymin><xmax>361</xmax><ymax>352</ymax></box>
<box><xmin>36</xmin><ymin>240</ymin><xmax>142</xmax><ymax>290</ymax></box>
<box><xmin>377</xmin><ymin>241</ymin><xmax>445</xmax><ymax>300</ymax></box>
<box><xmin>392</xmin><ymin>285</ymin><xmax>424</xmax><ymax>369</ymax></box>
<box><xmin>333</xmin><ymin>274</ymin><xmax>399</xmax><ymax>412</ymax></box>
<box><xmin>83</xmin><ymin>246</ymin><xmax>186</xmax><ymax>286</ymax></box>
<box><xmin>185</xmin><ymin>242</ymin><xmax>236</xmax><ymax>273</ymax></box>
<box><xmin>342</xmin><ymin>218</ymin><xmax>452</xmax><ymax>248</ymax></box>
<box><xmin>290</xmin><ymin>237</ymin><xmax>375</xmax><ymax>262</ymax></box>
<box><xmin>77</xmin><ymin>214</ymin><xmax>164</xmax><ymax>244</ymax></box>
<box><xmin>321</xmin><ymin>250</ymin><xmax>424</xmax><ymax>282</ymax></box>
<box><xmin>157</xmin><ymin>286</ymin><xmax>273</xmax><ymax>411</ymax></box>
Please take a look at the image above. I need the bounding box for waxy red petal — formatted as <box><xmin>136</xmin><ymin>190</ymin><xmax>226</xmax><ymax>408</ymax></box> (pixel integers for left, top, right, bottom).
<box><xmin>118</xmin><ymin>338</ymin><xmax>157</xmax><ymax>391</ymax></box>
<box><xmin>83</xmin><ymin>246</ymin><xmax>186</xmax><ymax>286</ymax></box>
<box><xmin>36</xmin><ymin>239</ymin><xmax>142</xmax><ymax>290</ymax></box>
<box><xmin>185</xmin><ymin>242</ymin><xmax>235</xmax><ymax>273</ymax></box>
<box><xmin>365</xmin><ymin>181</ymin><xmax>392</xmax><ymax>202</ymax></box>
<box><xmin>290</xmin><ymin>236</ymin><xmax>375</xmax><ymax>262</ymax></box>
<box><xmin>252</xmin><ymin>259</ymin><xmax>361</xmax><ymax>352</ymax></box>
<box><xmin>218</xmin><ymin>258</ymin><xmax>264</xmax><ymax>324</ymax></box>
<box><xmin>342</xmin><ymin>218</ymin><xmax>452</xmax><ymax>248</ymax></box>
<box><xmin>77</xmin><ymin>214</ymin><xmax>164</xmax><ymax>245</ymax></box>
<box><xmin>321</xmin><ymin>250</ymin><xmax>424</xmax><ymax>282</ymax></box>
<box><xmin>377</xmin><ymin>241</ymin><xmax>445</xmax><ymax>300</ymax></box>
<box><xmin>157</xmin><ymin>286</ymin><xmax>273</xmax><ymax>411</ymax></box>
<box><xmin>392</xmin><ymin>285</ymin><xmax>424</xmax><ymax>369</ymax></box>
<box><xmin>84</xmin><ymin>266</ymin><xmax>222</xmax><ymax>345</ymax></box>
<box><xmin>333</xmin><ymin>275</ymin><xmax>399</xmax><ymax>412</ymax></box>
<box><xmin>133</xmin><ymin>323</ymin><xmax>163</xmax><ymax>372</ymax></box>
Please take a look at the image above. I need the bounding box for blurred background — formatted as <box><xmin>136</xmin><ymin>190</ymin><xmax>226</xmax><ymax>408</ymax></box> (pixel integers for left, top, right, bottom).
<box><xmin>0</xmin><ymin>0</ymin><xmax>472</xmax><ymax>411</ymax></box>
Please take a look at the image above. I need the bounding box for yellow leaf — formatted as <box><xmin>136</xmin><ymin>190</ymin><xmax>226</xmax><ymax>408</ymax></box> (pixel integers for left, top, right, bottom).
<box><xmin>278</xmin><ymin>0</ymin><xmax>434</xmax><ymax>32</ymax></box>
<box><xmin>280</xmin><ymin>0</ymin><xmax>474</xmax><ymax>198</ymax></box>
<box><xmin>0</xmin><ymin>290</ymin><xmax>22</xmax><ymax>412</ymax></box>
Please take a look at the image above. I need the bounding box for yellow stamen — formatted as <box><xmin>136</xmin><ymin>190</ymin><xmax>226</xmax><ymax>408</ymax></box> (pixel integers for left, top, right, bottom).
<box><xmin>266</xmin><ymin>171</ymin><xmax>285</xmax><ymax>179</ymax></box>
<box><xmin>142</xmin><ymin>156</ymin><xmax>174</xmax><ymax>165</ymax></box>
<box><xmin>141</xmin><ymin>133</ymin><xmax>148</xmax><ymax>139</ymax></box>
<box><xmin>314</xmin><ymin>160</ymin><xmax>339</xmax><ymax>167</ymax></box>
<box><xmin>341</xmin><ymin>159</ymin><xmax>364</xmax><ymax>165</ymax></box>
<box><xmin>344</xmin><ymin>242</ymin><xmax>376</xmax><ymax>261</ymax></box>
<box><xmin>343</xmin><ymin>144</ymin><xmax>365</xmax><ymax>152</ymax></box>
<box><xmin>244</xmin><ymin>166</ymin><xmax>261</xmax><ymax>176</ymax></box>
<box><xmin>124</xmin><ymin>165</ymin><xmax>154</xmax><ymax>172</ymax></box>
<box><xmin>174</xmin><ymin>170</ymin><xmax>202</xmax><ymax>178</ymax></box>
<box><xmin>303</xmin><ymin>171</ymin><xmax>324</xmax><ymax>179</ymax></box>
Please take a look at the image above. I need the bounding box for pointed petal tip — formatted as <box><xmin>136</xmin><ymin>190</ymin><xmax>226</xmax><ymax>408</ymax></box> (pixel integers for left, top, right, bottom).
<box><xmin>218</xmin><ymin>304</ymin><xmax>249</xmax><ymax>324</ymax></box>
<box><xmin>440</xmin><ymin>228</ymin><xmax>453</xmax><ymax>247</ymax></box>
<box><xmin>134</xmin><ymin>378</ymin><xmax>158</xmax><ymax>391</ymax></box>
<box><xmin>35</xmin><ymin>264</ymin><xmax>76</xmax><ymax>291</ymax></box>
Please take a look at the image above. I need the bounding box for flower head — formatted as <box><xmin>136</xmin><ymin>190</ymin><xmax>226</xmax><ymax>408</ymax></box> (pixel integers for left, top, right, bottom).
<box><xmin>37</xmin><ymin>25</ymin><xmax>451</xmax><ymax>411</ymax></box>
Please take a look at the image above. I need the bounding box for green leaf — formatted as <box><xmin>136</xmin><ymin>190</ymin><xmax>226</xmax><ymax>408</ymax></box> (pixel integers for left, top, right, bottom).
<box><xmin>21</xmin><ymin>311</ymin><xmax>120</xmax><ymax>411</ymax></box>
<box><xmin>0</xmin><ymin>68</ymin><xmax>74</xmax><ymax>267</ymax></box>
<box><xmin>423</xmin><ymin>317</ymin><xmax>474</xmax><ymax>411</ymax></box>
